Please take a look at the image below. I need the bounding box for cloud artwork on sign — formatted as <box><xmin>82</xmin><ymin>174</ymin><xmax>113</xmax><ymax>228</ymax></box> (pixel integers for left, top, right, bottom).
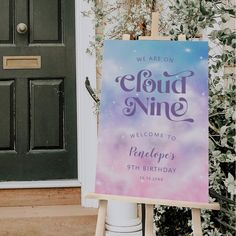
<box><xmin>95</xmin><ymin>40</ymin><xmax>209</xmax><ymax>203</ymax></box>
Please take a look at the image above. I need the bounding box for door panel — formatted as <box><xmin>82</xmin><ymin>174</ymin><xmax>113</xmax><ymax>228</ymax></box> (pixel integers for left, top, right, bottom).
<box><xmin>0</xmin><ymin>80</ymin><xmax>15</xmax><ymax>150</ymax></box>
<box><xmin>29</xmin><ymin>0</ymin><xmax>62</xmax><ymax>43</ymax></box>
<box><xmin>0</xmin><ymin>0</ymin><xmax>14</xmax><ymax>43</ymax></box>
<box><xmin>30</xmin><ymin>79</ymin><xmax>64</xmax><ymax>150</ymax></box>
<box><xmin>0</xmin><ymin>0</ymin><xmax>77</xmax><ymax>181</ymax></box>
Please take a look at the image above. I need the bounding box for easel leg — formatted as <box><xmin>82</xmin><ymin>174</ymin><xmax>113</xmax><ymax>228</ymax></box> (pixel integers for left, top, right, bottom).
<box><xmin>95</xmin><ymin>200</ymin><xmax>108</xmax><ymax>236</ymax></box>
<box><xmin>145</xmin><ymin>204</ymin><xmax>154</xmax><ymax>236</ymax></box>
<box><xmin>191</xmin><ymin>208</ymin><xmax>202</xmax><ymax>236</ymax></box>
<box><xmin>142</xmin><ymin>204</ymin><xmax>145</xmax><ymax>236</ymax></box>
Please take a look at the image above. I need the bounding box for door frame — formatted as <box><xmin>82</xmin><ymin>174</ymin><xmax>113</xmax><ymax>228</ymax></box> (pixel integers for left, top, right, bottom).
<box><xmin>0</xmin><ymin>0</ymin><xmax>97</xmax><ymax>206</ymax></box>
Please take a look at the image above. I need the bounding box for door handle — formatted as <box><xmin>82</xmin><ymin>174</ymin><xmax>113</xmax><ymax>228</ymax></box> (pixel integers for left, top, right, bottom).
<box><xmin>16</xmin><ymin>23</ymin><xmax>28</xmax><ymax>34</ymax></box>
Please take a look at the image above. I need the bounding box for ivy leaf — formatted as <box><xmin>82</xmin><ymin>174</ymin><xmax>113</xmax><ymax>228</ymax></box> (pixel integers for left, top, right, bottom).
<box><xmin>224</xmin><ymin>173</ymin><xmax>236</xmax><ymax>195</ymax></box>
<box><xmin>223</xmin><ymin>28</ymin><xmax>232</xmax><ymax>35</ymax></box>
<box><xmin>221</xmin><ymin>13</ymin><xmax>231</xmax><ymax>23</ymax></box>
<box><xmin>200</xmin><ymin>2</ymin><xmax>208</xmax><ymax>16</ymax></box>
<box><xmin>232</xmin><ymin>39</ymin><xmax>236</xmax><ymax>48</ymax></box>
<box><xmin>220</xmin><ymin>126</ymin><xmax>228</xmax><ymax>136</ymax></box>
<box><xmin>199</xmin><ymin>16</ymin><xmax>205</xmax><ymax>21</ymax></box>
<box><xmin>221</xmin><ymin>137</ymin><xmax>228</xmax><ymax>146</ymax></box>
<box><xmin>232</xmin><ymin>110</ymin><xmax>236</xmax><ymax>120</ymax></box>
<box><xmin>222</xmin><ymin>53</ymin><xmax>228</xmax><ymax>63</ymax></box>
<box><xmin>170</xmin><ymin>29</ymin><xmax>175</xmax><ymax>35</ymax></box>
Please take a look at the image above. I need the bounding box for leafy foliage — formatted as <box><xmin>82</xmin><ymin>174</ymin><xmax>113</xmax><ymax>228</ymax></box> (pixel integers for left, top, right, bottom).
<box><xmin>85</xmin><ymin>0</ymin><xmax>235</xmax><ymax>234</ymax></box>
<box><xmin>159</xmin><ymin>1</ymin><xmax>236</xmax><ymax>234</ymax></box>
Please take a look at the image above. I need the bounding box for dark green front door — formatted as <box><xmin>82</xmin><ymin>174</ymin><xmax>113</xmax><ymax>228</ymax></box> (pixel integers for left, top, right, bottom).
<box><xmin>0</xmin><ymin>0</ymin><xmax>77</xmax><ymax>181</ymax></box>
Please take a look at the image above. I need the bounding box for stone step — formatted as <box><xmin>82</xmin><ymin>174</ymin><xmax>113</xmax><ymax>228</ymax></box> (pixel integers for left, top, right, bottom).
<box><xmin>0</xmin><ymin>205</ymin><xmax>98</xmax><ymax>236</ymax></box>
<box><xmin>0</xmin><ymin>187</ymin><xmax>81</xmax><ymax>207</ymax></box>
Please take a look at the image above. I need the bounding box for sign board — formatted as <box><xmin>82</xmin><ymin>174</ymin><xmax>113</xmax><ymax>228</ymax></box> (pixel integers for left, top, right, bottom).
<box><xmin>95</xmin><ymin>40</ymin><xmax>208</xmax><ymax>202</ymax></box>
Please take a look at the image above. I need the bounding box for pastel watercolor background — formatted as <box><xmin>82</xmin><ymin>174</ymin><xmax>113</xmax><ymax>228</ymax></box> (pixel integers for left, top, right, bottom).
<box><xmin>95</xmin><ymin>40</ymin><xmax>209</xmax><ymax>203</ymax></box>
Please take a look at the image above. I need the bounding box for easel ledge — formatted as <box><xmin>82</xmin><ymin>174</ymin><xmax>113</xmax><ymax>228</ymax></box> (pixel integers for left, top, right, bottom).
<box><xmin>87</xmin><ymin>192</ymin><xmax>220</xmax><ymax>210</ymax></box>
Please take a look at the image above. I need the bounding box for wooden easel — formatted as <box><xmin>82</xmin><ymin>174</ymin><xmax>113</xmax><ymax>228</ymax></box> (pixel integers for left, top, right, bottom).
<box><xmin>89</xmin><ymin>12</ymin><xmax>220</xmax><ymax>236</ymax></box>
<box><xmin>87</xmin><ymin>193</ymin><xmax>220</xmax><ymax>236</ymax></box>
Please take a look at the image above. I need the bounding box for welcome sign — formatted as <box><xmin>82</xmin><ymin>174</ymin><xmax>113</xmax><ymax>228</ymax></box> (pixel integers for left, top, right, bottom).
<box><xmin>95</xmin><ymin>40</ymin><xmax>209</xmax><ymax>202</ymax></box>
